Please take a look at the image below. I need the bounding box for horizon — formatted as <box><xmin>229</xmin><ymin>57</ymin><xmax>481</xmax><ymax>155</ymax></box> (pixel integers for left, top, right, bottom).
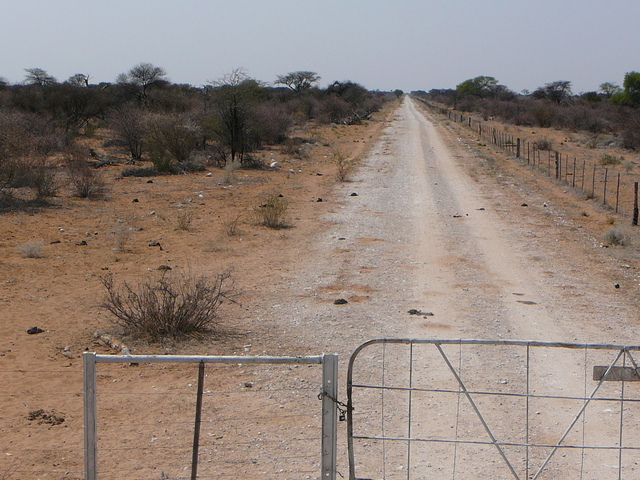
<box><xmin>2</xmin><ymin>1</ymin><xmax>639</xmax><ymax>94</ymax></box>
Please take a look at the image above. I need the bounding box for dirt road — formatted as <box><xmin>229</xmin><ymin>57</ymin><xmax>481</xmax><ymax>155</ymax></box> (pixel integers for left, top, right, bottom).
<box><xmin>264</xmin><ymin>97</ymin><xmax>640</xmax><ymax>479</ymax></box>
<box><xmin>271</xmin><ymin>96</ymin><xmax>640</xmax><ymax>352</ymax></box>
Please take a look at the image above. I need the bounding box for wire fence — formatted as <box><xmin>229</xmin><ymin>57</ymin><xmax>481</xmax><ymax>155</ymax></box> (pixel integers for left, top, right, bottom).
<box><xmin>347</xmin><ymin>339</ymin><xmax>640</xmax><ymax>480</ymax></box>
<box><xmin>84</xmin><ymin>353</ymin><xmax>338</xmax><ymax>480</ymax></box>
<box><xmin>416</xmin><ymin>98</ymin><xmax>640</xmax><ymax>224</ymax></box>
<box><xmin>0</xmin><ymin>365</ymin><xmax>85</xmax><ymax>479</ymax></box>
<box><xmin>0</xmin><ymin>353</ymin><xmax>337</xmax><ymax>480</ymax></box>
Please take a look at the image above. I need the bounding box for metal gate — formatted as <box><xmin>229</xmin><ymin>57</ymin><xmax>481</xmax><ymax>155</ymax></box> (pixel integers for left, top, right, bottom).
<box><xmin>346</xmin><ymin>339</ymin><xmax>640</xmax><ymax>480</ymax></box>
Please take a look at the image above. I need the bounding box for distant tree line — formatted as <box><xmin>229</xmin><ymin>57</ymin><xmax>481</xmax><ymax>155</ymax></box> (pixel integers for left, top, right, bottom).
<box><xmin>0</xmin><ymin>64</ymin><xmax>396</xmax><ymax>207</ymax></box>
<box><xmin>412</xmin><ymin>72</ymin><xmax>640</xmax><ymax>150</ymax></box>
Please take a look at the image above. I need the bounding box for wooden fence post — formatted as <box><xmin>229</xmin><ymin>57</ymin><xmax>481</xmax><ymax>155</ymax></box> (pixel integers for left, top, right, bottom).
<box><xmin>634</xmin><ymin>182</ymin><xmax>639</xmax><ymax>226</ymax></box>
<box><xmin>616</xmin><ymin>173</ymin><xmax>621</xmax><ymax>213</ymax></box>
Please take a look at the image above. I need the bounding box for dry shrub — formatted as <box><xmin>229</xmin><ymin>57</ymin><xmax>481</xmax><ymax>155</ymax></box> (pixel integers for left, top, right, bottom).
<box><xmin>175</xmin><ymin>210</ymin><xmax>193</xmax><ymax>231</ymax></box>
<box><xmin>67</xmin><ymin>158</ymin><xmax>106</xmax><ymax>198</ymax></box>
<box><xmin>533</xmin><ymin>138</ymin><xmax>553</xmax><ymax>151</ymax></box>
<box><xmin>224</xmin><ymin>214</ymin><xmax>242</xmax><ymax>236</ymax></box>
<box><xmin>113</xmin><ymin>225</ymin><xmax>133</xmax><ymax>252</ymax></box>
<box><xmin>252</xmin><ymin>103</ymin><xmax>292</xmax><ymax>145</ymax></box>
<box><xmin>100</xmin><ymin>271</ymin><xmax>235</xmax><ymax>340</ymax></box>
<box><xmin>599</xmin><ymin>154</ymin><xmax>623</xmax><ymax>165</ymax></box>
<box><xmin>333</xmin><ymin>151</ymin><xmax>357</xmax><ymax>182</ymax></box>
<box><xmin>603</xmin><ymin>227</ymin><xmax>627</xmax><ymax>246</ymax></box>
<box><xmin>282</xmin><ymin>138</ymin><xmax>311</xmax><ymax>159</ymax></box>
<box><xmin>253</xmin><ymin>193</ymin><xmax>289</xmax><ymax>229</ymax></box>
<box><xmin>18</xmin><ymin>241</ymin><xmax>44</xmax><ymax>258</ymax></box>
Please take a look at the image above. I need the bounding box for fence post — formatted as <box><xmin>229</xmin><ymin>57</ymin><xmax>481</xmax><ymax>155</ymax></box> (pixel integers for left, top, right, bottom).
<box><xmin>516</xmin><ymin>138</ymin><xmax>521</xmax><ymax>158</ymax></box>
<box><xmin>604</xmin><ymin>168</ymin><xmax>609</xmax><ymax>204</ymax></box>
<box><xmin>616</xmin><ymin>173</ymin><xmax>621</xmax><ymax>213</ymax></box>
<box><xmin>322</xmin><ymin>354</ymin><xmax>338</xmax><ymax>480</ymax></box>
<box><xmin>634</xmin><ymin>182</ymin><xmax>639</xmax><ymax>226</ymax></box>
<box><xmin>191</xmin><ymin>360</ymin><xmax>206</xmax><ymax>480</ymax></box>
<box><xmin>83</xmin><ymin>352</ymin><xmax>98</xmax><ymax>480</ymax></box>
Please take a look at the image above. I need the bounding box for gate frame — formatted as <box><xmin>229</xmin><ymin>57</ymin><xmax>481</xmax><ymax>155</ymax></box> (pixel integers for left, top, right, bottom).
<box><xmin>83</xmin><ymin>352</ymin><xmax>338</xmax><ymax>480</ymax></box>
<box><xmin>346</xmin><ymin>338</ymin><xmax>640</xmax><ymax>480</ymax></box>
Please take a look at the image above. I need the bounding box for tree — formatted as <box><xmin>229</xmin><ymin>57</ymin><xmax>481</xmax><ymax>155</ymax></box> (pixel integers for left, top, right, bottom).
<box><xmin>622</xmin><ymin>72</ymin><xmax>640</xmax><ymax>106</ymax></box>
<box><xmin>599</xmin><ymin>82</ymin><xmax>622</xmax><ymax>98</ymax></box>
<box><xmin>203</xmin><ymin>69</ymin><xmax>263</xmax><ymax>165</ymax></box>
<box><xmin>116</xmin><ymin>62</ymin><xmax>168</xmax><ymax>105</ymax></box>
<box><xmin>45</xmin><ymin>83</ymin><xmax>107</xmax><ymax>134</ymax></box>
<box><xmin>275</xmin><ymin>71</ymin><xmax>320</xmax><ymax>93</ymax></box>
<box><xmin>456</xmin><ymin>76</ymin><xmax>499</xmax><ymax>98</ymax></box>
<box><xmin>532</xmin><ymin>81</ymin><xmax>573</xmax><ymax>104</ymax></box>
<box><xmin>66</xmin><ymin>73</ymin><xmax>91</xmax><ymax>87</ymax></box>
<box><xmin>24</xmin><ymin>68</ymin><xmax>57</xmax><ymax>88</ymax></box>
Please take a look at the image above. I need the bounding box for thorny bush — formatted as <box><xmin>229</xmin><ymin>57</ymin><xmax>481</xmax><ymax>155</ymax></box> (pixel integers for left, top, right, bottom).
<box><xmin>100</xmin><ymin>271</ymin><xmax>235</xmax><ymax>340</ymax></box>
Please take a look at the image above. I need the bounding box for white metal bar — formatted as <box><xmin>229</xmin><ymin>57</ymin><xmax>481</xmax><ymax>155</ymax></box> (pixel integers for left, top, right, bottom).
<box><xmin>83</xmin><ymin>352</ymin><xmax>97</xmax><ymax>480</ymax></box>
<box><xmin>94</xmin><ymin>354</ymin><xmax>323</xmax><ymax>364</ymax></box>
<box><xmin>321</xmin><ymin>354</ymin><xmax>338</xmax><ymax>480</ymax></box>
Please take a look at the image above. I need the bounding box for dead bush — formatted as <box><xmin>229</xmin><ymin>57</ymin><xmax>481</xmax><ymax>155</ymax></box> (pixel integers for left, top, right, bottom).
<box><xmin>533</xmin><ymin>138</ymin><xmax>553</xmax><ymax>151</ymax></box>
<box><xmin>67</xmin><ymin>158</ymin><xmax>106</xmax><ymax>198</ymax></box>
<box><xmin>18</xmin><ymin>241</ymin><xmax>44</xmax><ymax>258</ymax></box>
<box><xmin>252</xmin><ymin>103</ymin><xmax>292</xmax><ymax>145</ymax></box>
<box><xmin>603</xmin><ymin>227</ymin><xmax>627</xmax><ymax>246</ymax></box>
<box><xmin>175</xmin><ymin>210</ymin><xmax>193</xmax><ymax>231</ymax></box>
<box><xmin>100</xmin><ymin>271</ymin><xmax>235</xmax><ymax>340</ymax></box>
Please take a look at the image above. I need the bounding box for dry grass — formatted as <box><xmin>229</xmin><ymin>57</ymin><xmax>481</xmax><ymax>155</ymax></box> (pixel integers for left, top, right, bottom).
<box><xmin>253</xmin><ymin>193</ymin><xmax>289</xmax><ymax>229</ymax></box>
<box><xmin>175</xmin><ymin>210</ymin><xmax>193</xmax><ymax>231</ymax></box>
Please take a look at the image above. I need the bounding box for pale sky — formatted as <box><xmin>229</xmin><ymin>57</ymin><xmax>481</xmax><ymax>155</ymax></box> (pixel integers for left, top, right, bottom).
<box><xmin>2</xmin><ymin>0</ymin><xmax>638</xmax><ymax>94</ymax></box>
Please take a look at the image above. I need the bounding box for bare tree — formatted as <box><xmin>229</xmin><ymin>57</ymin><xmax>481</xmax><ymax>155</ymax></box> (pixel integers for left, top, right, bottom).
<box><xmin>116</xmin><ymin>62</ymin><xmax>168</xmax><ymax>105</ymax></box>
<box><xmin>24</xmin><ymin>68</ymin><xmax>57</xmax><ymax>88</ymax></box>
<box><xmin>275</xmin><ymin>71</ymin><xmax>320</xmax><ymax>93</ymax></box>
<box><xmin>204</xmin><ymin>68</ymin><xmax>262</xmax><ymax>165</ymax></box>
<box><xmin>108</xmin><ymin>107</ymin><xmax>147</xmax><ymax>161</ymax></box>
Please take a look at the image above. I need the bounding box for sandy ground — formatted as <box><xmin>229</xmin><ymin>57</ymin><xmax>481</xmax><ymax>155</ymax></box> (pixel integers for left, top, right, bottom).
<box><xmin>2</xmin><ymin>97</ymin><xmax>640</xmax><ymax>479</ymax></box>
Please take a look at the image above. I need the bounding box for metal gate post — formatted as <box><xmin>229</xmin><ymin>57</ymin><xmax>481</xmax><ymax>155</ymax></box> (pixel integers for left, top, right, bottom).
<box><xmin>321</xmin><ymin>354</ymin><xmax>338</xmax><ymax>480</ymax></box>
<box><xmin>83</xmin><ymin>352</ymin><xmax>97</xmax><ymax>480</ymax></box>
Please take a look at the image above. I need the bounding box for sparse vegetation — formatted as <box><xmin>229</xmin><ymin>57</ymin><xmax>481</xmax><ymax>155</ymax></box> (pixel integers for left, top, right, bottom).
<box><xmin>67</xmin><ymin>158</ymin><xmax>106</xmax><ymax>198</ymax></box>
<box><xmin>253</xmin><ymin>193</ymin><xmax>289</xmax><ymax>229</ymax></box>
<box><xmin>175</xmin><ymin>210</ymin><xmax>193</xmax><ymax>231</ymax></box>
<box><xmin>18</xmin><ymin>241</ymin><xmax>44</xmax><ymax>258</ymax></box>
<box><xmin>333</xmin><ymin>150</ymin><xmax>357</xmax><ymax>182</ymax></box>
<box><xmin>113</xmin><ymin>225</ymin><xmax>133</xmax><ymax>252</ymax></box>
<box><xmin>533</xmin><ymin>138</ymin><xmax>553</xmax><ymax>151</ymax></box>
<box><xmin>604</xmin><ymin>227</ymin><xmax>627</xmax><ymax>246</ymax></box>
<box><xmin>100</xmin><ymin>271</ymin><xmax>235</xmax><ymax>340</ymax></box>
<box><xmin>599</xmin><ymin>154</ymin><xmax>623</xmax><ymax>165</ymax></box>
<box><xmin>224</xmin><ymin>214</ymin><xmax>242</xmax><ymax>236</ymax></box>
